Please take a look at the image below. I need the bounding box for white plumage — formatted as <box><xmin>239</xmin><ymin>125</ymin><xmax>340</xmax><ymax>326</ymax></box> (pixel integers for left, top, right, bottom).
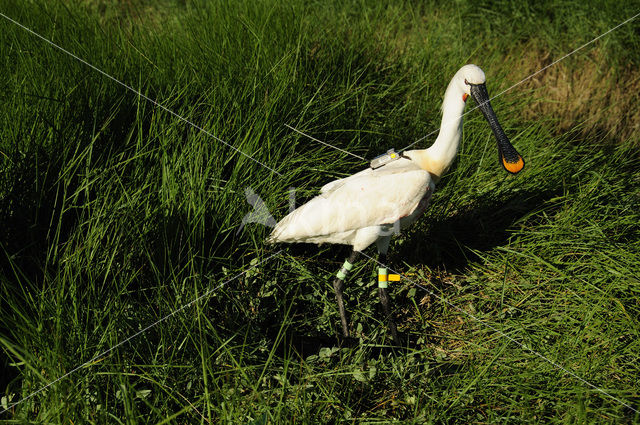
<box><xmin>267</xmin><ymin>155</ymin><xmax>434</xmax><ymax>252</ymax></box>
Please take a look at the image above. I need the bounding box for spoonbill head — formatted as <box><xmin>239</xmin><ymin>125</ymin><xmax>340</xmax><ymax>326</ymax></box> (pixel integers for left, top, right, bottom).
<box><xmin>269</xmin><ymin>64</ymin><xmax>524</xmax><ymax>344</ymax></box>
<box><xmin>413</xmin><ymin>63</ymin><xmax>524</xmax><ymax>181</ymax></box>
<box><xmin>458</xmin><ymin>64</ymin><xmax>523</xmax><ymax>174</ymax></box>
<box><xmin>458</xmin><ymin>63</ymin><xmax>486</xmax><ymax>86</ymax></box>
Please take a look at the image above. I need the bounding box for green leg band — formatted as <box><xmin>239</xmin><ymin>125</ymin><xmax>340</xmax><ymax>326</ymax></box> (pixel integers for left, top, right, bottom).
<box><xmin>336</xmin><ymin>259</ymin><xmax>356</xmax><ymax>280</ymax></box>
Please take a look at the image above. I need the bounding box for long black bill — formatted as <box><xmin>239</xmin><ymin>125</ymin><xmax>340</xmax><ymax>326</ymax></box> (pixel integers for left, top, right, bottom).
<box><xmin>469</xmin><ymin>83</ymin><xmax>524</xmax><ymax>174</ymax></box>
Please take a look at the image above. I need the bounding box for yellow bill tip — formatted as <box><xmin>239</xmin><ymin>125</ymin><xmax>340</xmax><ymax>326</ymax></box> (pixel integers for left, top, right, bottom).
<box><xmin>502</xmin><ymin>155</ymin><xmax>525</xmax><ymax>174</ymax></box>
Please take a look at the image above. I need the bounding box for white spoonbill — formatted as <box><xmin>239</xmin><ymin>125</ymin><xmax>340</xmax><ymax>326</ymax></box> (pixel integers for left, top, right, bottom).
<box><xmin>268</xmin><ymin>64</ymin><xmax>524</xmax><ymax>344</ymax></box>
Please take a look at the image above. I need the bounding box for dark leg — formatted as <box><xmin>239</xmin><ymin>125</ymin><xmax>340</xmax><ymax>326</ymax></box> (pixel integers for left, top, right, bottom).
<box><xmin>332</xmin><ymin>250</ymin><xmax>359</xmax><ymax>338</ymax></box>
<box><xmin>378</xmin><ymin>253</ymin><xmax>400</xmax><ymax>346</ymax></box>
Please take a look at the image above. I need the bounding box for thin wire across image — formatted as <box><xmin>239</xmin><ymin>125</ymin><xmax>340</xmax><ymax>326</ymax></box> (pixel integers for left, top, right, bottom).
<box><xmin>1</xmin><ymin>6</ymin><xmax>638</xmax><ymax>417</ymax></box>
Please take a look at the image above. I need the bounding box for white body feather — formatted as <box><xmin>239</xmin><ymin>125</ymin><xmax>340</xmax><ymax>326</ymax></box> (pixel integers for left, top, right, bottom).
<box><xmin>267</xmin><ymin>155</ymin><xmax>435</xmax><ymax>252</ymax></box>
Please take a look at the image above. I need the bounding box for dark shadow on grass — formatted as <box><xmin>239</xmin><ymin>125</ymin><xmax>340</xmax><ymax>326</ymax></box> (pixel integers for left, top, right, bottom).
<box><xmin>393</xmin><ymin>187</ymin><xmax>564</xmax><ymax>272</ymax></box>
<box><xmin>269</xmin><ymin>330</ymin><xmax>408</xmax><ymax>359</ymax></box>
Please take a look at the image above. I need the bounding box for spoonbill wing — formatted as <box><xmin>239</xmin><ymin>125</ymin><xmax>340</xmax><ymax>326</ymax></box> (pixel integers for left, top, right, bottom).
<box><xmin>319</xmin><ymin>157</ymin><xmax>416</xmax><ymax>194</ymax></box>
<box><xmin>268</xmin><ymin>165</ymin><xmax>432</xmax><ymax>243</ymax></box>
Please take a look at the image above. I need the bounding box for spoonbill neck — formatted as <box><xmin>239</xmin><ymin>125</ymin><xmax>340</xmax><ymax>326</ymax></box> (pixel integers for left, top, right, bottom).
<box><xmin>428</xmin><ymin>80</ymin><xmax>467</xmax><ymax>170</ymax></box>
<box><xmin>409</xmin><ymin>79</ymin><xmax>467</xmax><ymax>179</ymax></box>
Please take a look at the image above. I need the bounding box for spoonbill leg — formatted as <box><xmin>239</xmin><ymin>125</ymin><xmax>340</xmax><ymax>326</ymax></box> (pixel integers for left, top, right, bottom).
<box><xmin>378</xmin><ymin>253</ymin><xmax>400</xmax><ymax>346</ymax></box>
<box><xmin>332</xmin><ymin>250</ymin><xmax>359</xmax><ymax>337</ymax></box>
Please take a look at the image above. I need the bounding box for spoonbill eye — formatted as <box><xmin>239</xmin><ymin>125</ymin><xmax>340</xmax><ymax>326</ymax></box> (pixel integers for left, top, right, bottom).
<box><xmin>464</xmin><ymin>79</ymin><xmax>469</xmax><ymax>85</ymax></box>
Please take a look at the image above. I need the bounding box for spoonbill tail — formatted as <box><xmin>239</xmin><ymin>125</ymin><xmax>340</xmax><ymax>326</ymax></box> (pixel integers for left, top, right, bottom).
<box><xmin>268</xmin><ymin>64</ymin><xmax>524</xmax><ymax>345</ymax></box>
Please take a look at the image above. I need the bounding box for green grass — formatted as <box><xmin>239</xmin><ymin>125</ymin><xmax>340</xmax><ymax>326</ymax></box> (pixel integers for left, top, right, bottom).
<box><xmin>1</xmin><ymin>0</ymin><xmax>640</xmax><ymax>423</ymax></box>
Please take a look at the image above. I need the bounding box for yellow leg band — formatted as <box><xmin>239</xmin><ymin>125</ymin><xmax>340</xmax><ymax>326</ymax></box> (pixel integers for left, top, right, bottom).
<box><xmin>378</xmin><ymin>267</ymin><xmax>388</xmax><ymax>288</ymax></box>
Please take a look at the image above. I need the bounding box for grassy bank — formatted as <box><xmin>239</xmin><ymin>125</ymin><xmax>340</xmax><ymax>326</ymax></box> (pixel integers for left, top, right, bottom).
<box><xmin>1</xmin><ymin>0</ymin><xmax>639</xmax><ymax>422</ymax></box>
